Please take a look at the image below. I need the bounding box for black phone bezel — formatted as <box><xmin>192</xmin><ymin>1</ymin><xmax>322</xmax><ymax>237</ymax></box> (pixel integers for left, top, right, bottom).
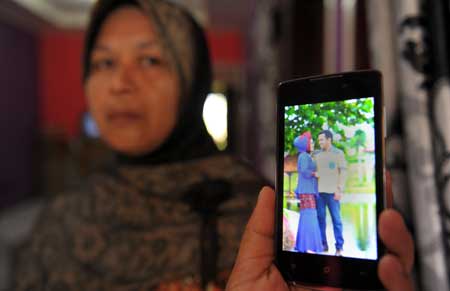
<box><xmin>275</xmin><ymin>70</ymin><xmax>385</xmax><ymax>290</ymax></box>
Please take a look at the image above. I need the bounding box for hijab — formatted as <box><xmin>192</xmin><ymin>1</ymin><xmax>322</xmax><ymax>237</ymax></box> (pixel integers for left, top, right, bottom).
<box><xmin>294</xmin><ymin>131</ymin><xmax>312</xmax><ymax>153</ymax></box>
<box><xmin>83</xmin><ymin>0</ymin><xmax>218</xmax><ymax>165</ymax></box>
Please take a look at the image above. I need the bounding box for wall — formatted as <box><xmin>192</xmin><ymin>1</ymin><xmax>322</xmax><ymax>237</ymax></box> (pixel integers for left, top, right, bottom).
<box><xmin>39</xmin><ymin>31</ymin><xmax>85</xmax><ymax>138</ymax></box>
<box><xmin>0</xmin><ymin>21</ymin><xmax>38</xmax><ymax>208</ymax></box>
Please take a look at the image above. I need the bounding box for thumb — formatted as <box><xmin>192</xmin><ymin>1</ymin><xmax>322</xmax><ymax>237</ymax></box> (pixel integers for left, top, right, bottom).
<box><xmin>234</xmin><ymin>186</ymin><xmax>275</xmax><ymax>264</ymax></box>
<box><xmin>227</xmin><ymin>187</ymin><xmax>289</xmax><ymax>291</ymax></box>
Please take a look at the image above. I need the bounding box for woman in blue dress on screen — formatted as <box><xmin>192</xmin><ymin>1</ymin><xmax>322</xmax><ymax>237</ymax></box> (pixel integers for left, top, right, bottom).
<box><xmin>294</xmin><ymin>132</ymin><xmax>323</xmax><ymax>253</ymax></box>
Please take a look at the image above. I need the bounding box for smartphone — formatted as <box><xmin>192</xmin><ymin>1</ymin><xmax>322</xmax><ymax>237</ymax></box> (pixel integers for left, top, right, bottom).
<box><xmin>275</xmin><ymin>70</ymin><xmax>385</xmax><ymax>290</ymax></box>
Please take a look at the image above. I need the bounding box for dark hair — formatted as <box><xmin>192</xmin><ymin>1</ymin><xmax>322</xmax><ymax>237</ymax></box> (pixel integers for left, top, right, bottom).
<box><xmin>318</xmin><ymin>129</ymin><xmax>333</xmax><ymax>141</ymax></box>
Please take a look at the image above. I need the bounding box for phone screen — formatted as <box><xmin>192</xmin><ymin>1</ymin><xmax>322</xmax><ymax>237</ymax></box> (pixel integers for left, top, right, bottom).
<box><xmin>282</xmin><ymin>97</ymin><xmax>378</xmax><ymax>260</ymax></box>
<box><xmin>276</xmin><ymin>71</ymin><xmax>384</xmax><ymax>289</ymax></box>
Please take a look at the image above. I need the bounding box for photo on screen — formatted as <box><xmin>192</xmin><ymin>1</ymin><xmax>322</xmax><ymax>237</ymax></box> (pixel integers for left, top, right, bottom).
<box><xmin>282</xmin><ymin>97</ymin><xmax>377</xmax><ymax>260</ymax></box>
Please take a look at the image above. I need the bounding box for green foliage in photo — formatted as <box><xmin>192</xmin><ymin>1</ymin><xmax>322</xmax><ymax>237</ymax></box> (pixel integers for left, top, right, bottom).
<box><xmin>284</xmin><ymin>99</ymin><xmax>374</xmax><ymax>156</ymax></box>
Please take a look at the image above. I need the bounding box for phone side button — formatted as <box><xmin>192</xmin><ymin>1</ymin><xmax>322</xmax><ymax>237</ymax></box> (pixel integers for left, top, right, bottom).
<box><xmin>323</xmin><ymin>266</ymin><xmax>331</xmax><ymax>274</ymax></box>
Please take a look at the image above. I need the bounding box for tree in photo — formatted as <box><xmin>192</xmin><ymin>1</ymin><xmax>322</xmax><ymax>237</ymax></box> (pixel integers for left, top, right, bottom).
<box><xmin>284</xmin><ymin>98</ymin><xmax>374</xmax><ymax>156</ymax></box>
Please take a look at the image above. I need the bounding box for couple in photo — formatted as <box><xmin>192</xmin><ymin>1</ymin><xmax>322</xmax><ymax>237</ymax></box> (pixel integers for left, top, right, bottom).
<box><xmin>293</xmin><ymin>130</ymin><xmax>346</xmax><ymax>255</ymax></box>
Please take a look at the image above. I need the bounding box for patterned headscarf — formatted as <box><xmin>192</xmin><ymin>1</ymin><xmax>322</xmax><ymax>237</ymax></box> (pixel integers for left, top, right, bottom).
<box><xmin>83</xmin><ymin>0</ymin><xmax>217</xmax><ymax>164</ymax></box>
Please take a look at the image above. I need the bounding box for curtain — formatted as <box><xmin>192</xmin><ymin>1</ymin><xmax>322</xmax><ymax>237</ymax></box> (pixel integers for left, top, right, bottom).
<box><xmin>247</xmin><ymin>0</ymin><xmax>278</xmax><ymax>181</ymax></box>
<box><xmin>366</xmin><ymin>0</ymin><xmax>450</xmax><ymax>290</ymax></box>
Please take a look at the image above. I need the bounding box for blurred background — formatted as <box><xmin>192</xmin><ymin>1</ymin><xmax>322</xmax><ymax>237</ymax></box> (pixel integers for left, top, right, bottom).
<box><xmin>0</xmin><ymin>0</ymin><xmax>450</xmax><ymax>290</ymax></box>
<box><xmin>0</xmin><ymin>0</ymin><xmax>371</xmax><ymax>207</ymax></box>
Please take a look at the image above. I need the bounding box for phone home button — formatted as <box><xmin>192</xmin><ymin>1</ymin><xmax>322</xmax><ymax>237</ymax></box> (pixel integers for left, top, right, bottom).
<box><xmin>323</xmin><ymin>266</ymin><xmax>331</xmax><ymax>274</ymax></box>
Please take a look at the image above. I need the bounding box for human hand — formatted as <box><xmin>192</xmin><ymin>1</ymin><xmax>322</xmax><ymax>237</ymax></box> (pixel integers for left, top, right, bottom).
<box><xmin>377</xmin><ymin>172</ymin><xmax>415</xmax><ymax>291</ymax></box>
<box><xmin>333</xmin><ymin>192</ymin><xmax>342</xmax><ymax>200</ymax></box>
<box><xmin>226</xmin><ymin>187</ymin><xmax>339</xmax><ymax>291</ymax></box>
<box><xmin>226</xmin><ymin>186</ymin><xmax>415</xmax><ymax>291</ymax></box>
<box><xmin>378</xmin><ymin>209</ymin><xmax>415</xmax><ymax>291</ymax></box>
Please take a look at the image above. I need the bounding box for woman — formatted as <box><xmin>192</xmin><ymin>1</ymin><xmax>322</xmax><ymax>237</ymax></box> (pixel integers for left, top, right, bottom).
<box><xmin>293</xmin><ymin>132</ymin><xmax>323</xmax><ymax>253</ymax></box>
<box><xmin>13</xmin><ymin>0</ymin><xmax>263</xmax><ymax>290</ymax></box>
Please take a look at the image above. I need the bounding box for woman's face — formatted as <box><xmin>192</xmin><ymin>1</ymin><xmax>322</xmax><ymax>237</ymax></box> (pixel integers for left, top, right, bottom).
<box><xmin>85</xmin><ymin>6</ymin><xmax>180</xmax><ymax>156</ymax></box>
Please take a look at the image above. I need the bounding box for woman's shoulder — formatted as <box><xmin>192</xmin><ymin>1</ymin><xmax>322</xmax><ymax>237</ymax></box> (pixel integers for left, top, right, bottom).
<box><xmin>116</xmin><ymin>153</ymin><xmax>268</xmax><ymax>195</ymax></box>
<box><xmin>140</xmin><ymin>153</ymin><xmax>265</xmax><ymax>212</ymax></box>
<box><xmin>187</xmin><ymin>153</ymin><xmax>266</xmax><ymax>181</ymax></box>
<box><xmin>197</xmin><ymin>154</ymin><xmax>268</xmax><ymax>193</ymax></box>
<box><xmin>193</xmin><ymin>154</ymin><xmax>268</xmax><ymax>210</ymax></box>
<box><xmin>299</xmin><ymin>152</ymin><xmax>313</xmax><ymax>161</ymax></box>
<box><xmin>26</xmin><ymin>171</ymin><xmax>115</xmax><ymax>229</ymax></box>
